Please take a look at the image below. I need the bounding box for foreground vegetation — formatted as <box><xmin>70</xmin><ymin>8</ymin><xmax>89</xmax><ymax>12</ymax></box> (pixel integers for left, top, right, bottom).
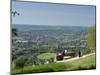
<box><xmin>12</xmin><ymin>54</ymin><xmax>96</xmax><ymax>74</ymax></box>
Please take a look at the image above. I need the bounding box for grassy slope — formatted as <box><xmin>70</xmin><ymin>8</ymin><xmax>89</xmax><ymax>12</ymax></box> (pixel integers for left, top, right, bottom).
<box><xmin>37</xmin><ymin>53</ymin><xmax>56</xmax><ymax>59</ymax></box>
<box><xmin>12</xmin><ymin>54</ymin><xmax>96</xmax><ymax>74</ymax></box>
<box><xmin>66</xmin><ymin>54</ymin><xmax>96</xmax><ymax>70</ymax></box>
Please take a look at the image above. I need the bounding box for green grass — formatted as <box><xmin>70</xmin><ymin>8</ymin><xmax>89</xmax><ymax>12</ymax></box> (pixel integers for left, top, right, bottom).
<box><xmin>66</xmin><ymin>54</ymin><xmax>96</xmax><ymax>70</ymax></box>
<box><xmin>37</xmin><ymin>53</ymin><xmax>56</xmax><ymax>59</ymax></box>
<box><xmin>12</xmin><ymin>54</ymin><xmax>96</xmax><ymax>74</ymax></box>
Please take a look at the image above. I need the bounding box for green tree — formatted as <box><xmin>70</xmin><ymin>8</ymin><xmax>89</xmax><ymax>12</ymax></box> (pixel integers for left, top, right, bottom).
<box><xmin>87</xmin><ymin>25</ymin><xmax>96</xmax><ymax>50</ymax></box>
<box><xmin>14</xmin><ymin>56</ymin><xmax>28</xmax><ymax>68</ymax></box>
<box><xmin>12</xmin><ymin>28</ymin><xmax>18</xmax><ymax>36</ymax></box>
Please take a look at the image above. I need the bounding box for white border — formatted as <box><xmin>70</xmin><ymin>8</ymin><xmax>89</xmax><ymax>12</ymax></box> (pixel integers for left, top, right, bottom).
<box><xmin>0</xmin><ymin>0</ymin><xmax>10</xmax><ymax>75</ymax></box>
<box><xmin>20</xmin><ymin>0</ymin><xmax>96</xmax><ymax>5</ymax></box>
<box><xmin>0</xmin><ymin>0</ymin><xmax>100</xmax><ymax>75</ymax></box>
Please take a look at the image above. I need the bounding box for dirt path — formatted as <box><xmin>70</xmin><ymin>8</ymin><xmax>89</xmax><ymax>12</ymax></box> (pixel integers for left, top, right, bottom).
<box><xmin>56</xmin><ymin>53</ymin><xmax>95</xmax><ymax>63</ymax></box>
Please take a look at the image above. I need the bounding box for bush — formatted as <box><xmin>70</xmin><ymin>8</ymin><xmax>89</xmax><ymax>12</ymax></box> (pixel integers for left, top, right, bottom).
<box><xmin>14</xmin><ymin>56</ymin><xmax>28</xmax><ymax>68</ymax></box>
<box><xmin>12</xmin><ymin>54</ymin><xmax>96</xmax><ymax>74</ymax></box>
<box><xmin>13</xmin><ymin>63</ymin><xmax>71</xmax><ymax>74</ymax></box>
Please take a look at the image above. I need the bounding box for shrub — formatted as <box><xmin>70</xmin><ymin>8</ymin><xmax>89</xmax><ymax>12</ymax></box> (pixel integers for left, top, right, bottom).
<box><xmin>14</xmin><ymin>56</ymin><xmax>28</xmax><ymax>68</ymax></box>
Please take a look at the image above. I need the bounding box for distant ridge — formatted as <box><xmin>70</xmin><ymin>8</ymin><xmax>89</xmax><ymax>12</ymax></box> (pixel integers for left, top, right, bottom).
<box><xmin>12</xmin><ymin>24</ymin><xmax>88</xmax><ymax>32</ymax></box>
<box><xmin>12</xmin><ymin>24</ymin><xmax>89</xmax><ymax>27</ymax></box>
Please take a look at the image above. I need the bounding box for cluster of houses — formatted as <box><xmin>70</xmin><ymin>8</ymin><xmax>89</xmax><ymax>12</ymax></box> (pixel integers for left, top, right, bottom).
<box><xmin>12</xmin><ymin>36</ymin><xmax>90</xmax><ymax>64</ymax></box>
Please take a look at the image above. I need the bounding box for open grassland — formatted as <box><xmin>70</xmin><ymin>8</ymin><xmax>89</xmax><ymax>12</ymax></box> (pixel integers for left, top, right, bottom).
<box><xmin>12</xmin><ymin>54</ymin><xmax>96</xmax><ymax>75</ymax></box>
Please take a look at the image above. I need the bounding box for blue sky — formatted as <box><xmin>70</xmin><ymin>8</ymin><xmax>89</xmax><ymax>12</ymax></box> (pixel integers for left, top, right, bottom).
<box><xmin>12</xmin><ymin>1</ymin><xmax>96</xmax><ymax>27</ymax></box>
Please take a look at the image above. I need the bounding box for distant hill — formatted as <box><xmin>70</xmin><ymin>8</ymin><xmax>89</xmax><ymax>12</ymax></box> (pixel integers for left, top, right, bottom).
<box><xmin>12</xmin><ymin>24</ymin><xmax>55</xmax><ymax>31</ymax></box>
<box><xmin>12</xmin><ymin>24</ymin><xmax>88</xmax><ymax>32</ymax></box>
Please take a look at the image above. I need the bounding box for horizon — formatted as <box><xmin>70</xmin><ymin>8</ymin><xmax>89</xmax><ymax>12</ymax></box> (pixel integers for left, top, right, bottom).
<box><xmin>12</xmin><ymin>1</ymin><xmax>96</xmax><ymax>27</ymax></box>
<box><xmin>12</xmin><ymin>24</ymin><xmax>92</xmax><ymax>28</ymax></box>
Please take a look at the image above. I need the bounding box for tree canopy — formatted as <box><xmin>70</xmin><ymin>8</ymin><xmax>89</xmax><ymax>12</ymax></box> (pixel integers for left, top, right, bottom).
<box><xmin>87</xmin><ymin>25</ymin><xmax>96</xmax><ymax>49</ymax></box>
<box><xmin>12</xmin><ymin>28</ymin><xmax>18</xmax><ymax>36</ymax></box>
<box><xmin>14</xmin><ymin>56</ymin><xmax>28</xmax><ymax>68</ymax></box>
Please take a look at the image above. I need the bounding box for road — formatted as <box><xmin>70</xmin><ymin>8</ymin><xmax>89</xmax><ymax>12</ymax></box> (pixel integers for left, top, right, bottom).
<box><xmin>56</xmin><ymin>53</ymin><xmax>95</xmax><ymax>63</ymax></box>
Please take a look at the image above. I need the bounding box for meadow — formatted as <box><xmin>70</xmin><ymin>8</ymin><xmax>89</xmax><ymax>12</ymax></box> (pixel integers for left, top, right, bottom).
<box><xmin>12</xmin><ymin>54</ymin><xmax>96</xmax><ymax>74</ymax></box>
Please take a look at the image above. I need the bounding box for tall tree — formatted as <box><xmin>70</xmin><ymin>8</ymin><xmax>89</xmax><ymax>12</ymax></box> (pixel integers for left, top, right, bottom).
<box><xmin>12</xmin><ymin>28</ymin><xmax>18</xmax><ymax>37</ymax></box>
<box><xmin>12</xmin><ymin>10</ymin><xmax>19</xmax><ymax>36</ymax></box>
<box><xmin>87</xmin><ymin>25</ymin><xmax>96</xmax><ymax>50</ymax></box>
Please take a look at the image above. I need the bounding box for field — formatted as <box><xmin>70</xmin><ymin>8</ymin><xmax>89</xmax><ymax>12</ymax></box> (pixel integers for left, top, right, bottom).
<box><xmin>12</xmin><ymin>54</ymin><xmax>96</xmax><ymax>74</ymax></box>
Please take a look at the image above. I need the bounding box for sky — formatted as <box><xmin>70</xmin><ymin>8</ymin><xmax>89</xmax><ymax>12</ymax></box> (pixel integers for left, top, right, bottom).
<box><xmin>12</xmin><ymin>1</ymin><xmax>96</xmax><ymax>27</ymax></box>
